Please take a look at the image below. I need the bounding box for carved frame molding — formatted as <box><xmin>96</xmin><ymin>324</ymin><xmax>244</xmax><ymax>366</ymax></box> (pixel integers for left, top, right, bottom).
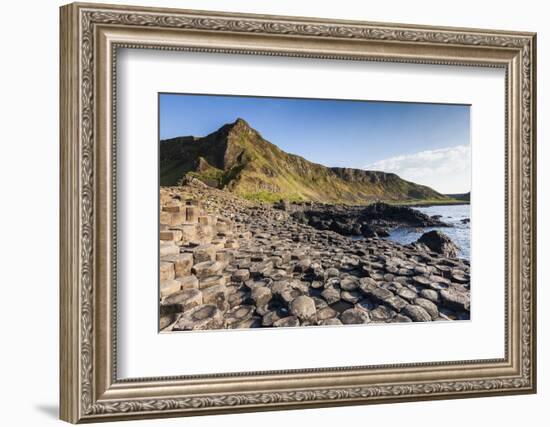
<box><xmin>60</xmin><ymin>2</ymin><xmax>536</xmax><ymax>423</ymax></box>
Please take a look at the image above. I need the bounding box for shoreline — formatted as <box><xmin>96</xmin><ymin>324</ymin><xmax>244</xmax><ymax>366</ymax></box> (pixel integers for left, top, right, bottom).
<box><xmin>395</xmin><ymin>201</ymin><xmax>470</xmax><ymax>208</ymax></box>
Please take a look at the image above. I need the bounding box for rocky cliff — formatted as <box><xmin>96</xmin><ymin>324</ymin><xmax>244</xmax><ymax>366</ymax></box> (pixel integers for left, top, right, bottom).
<box><xmin>160</xmin><ymin>118</ymin><xmax>451</xmax><ymax>204</ymax></box>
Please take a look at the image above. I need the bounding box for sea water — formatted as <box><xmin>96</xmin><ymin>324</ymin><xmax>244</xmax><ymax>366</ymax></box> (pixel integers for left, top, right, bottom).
<box><xmin>386</xmin><ymin>204</ymin><xmax>471</xmax><ymax>260</ymax></box>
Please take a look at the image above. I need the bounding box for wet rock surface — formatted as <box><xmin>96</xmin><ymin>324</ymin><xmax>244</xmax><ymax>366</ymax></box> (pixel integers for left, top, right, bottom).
<box><xmin>159</xmin><ymin>184</ymin><xmax>470</xmax><ymax>331</ymax></box>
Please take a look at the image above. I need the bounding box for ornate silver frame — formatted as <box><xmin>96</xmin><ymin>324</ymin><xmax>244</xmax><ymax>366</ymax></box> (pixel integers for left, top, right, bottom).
<box><xmin>60</xmin><ymin>2</ymin><xmax>537</xmax><ymax>423</ymax></box>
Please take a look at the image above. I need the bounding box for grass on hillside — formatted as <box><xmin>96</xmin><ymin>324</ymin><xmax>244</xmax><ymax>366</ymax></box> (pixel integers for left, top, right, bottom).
<box><xmin>388</xmin><ymin>198</ymin><xmax>470</xmax><ymax>207</ymax></box>
<box><xmin>242</xmin><ymin>191</ymin><xmax>305</xmax><ymax>203</ymax></box>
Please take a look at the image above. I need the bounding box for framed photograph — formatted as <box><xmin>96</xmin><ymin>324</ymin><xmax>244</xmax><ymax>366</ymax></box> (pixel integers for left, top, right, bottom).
<box><xmin>60</xmin><ymin>2</ymin><xmax>537</xmax><ymax>423</ymax></box>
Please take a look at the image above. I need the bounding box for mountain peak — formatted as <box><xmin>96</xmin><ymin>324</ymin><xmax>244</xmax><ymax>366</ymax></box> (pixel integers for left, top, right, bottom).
<box><xmin>160</xmin><ymin>121</ymin><xmax>450</xmax><ymax>204</ymax></box>
<box><xmin>228</xmin><ymin>117</ymin><xmax>254</xmax><ymax>134</ymax></box>
<box><xmin>214</xmin><ymin>117</ymin><xmax>255</xmax><ymax>138</ymax></box>
<box><xmin>233</xmin><ymin>117</ymin><xmax>249</xmax><ymax>127</ymax></box>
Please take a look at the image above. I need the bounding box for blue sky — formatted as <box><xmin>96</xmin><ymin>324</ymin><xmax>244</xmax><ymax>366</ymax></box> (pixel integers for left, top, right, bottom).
<box><xmin>159</xmin><ymin>93</ymin><xmax>471</xmax><ymax>193</ymax></box>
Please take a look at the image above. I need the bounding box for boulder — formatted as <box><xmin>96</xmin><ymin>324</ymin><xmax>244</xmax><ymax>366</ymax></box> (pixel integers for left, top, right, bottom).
<box><xmin>340</xmin><ymin>277</ymin><xmax>358</xmax><ymax>291</ymax></box>
<box><xmin>290</xmin><ymin>295</ymin><xmax>317</xmax><ymax>322</ymax></box>
<box><xmin>321</xmin><ymin>287</ymin><xmax>341</xmax><ymax>305</ymax></box>
<box><xmin>251</xmin><ymin>286</ymin><xmax>273</xmax><ymax>307</ymax></box>
<box><xmin>416</xmin><ymin>230</ymin><xmax>459</xmax><ymax>258</ymax></box>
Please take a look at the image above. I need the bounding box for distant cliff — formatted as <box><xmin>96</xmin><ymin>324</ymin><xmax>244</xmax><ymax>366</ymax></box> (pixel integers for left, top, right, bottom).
<box><xmin>160</xmin><ymin>118</ymin><xmax>452</xmax><ymax>204</ymax></box>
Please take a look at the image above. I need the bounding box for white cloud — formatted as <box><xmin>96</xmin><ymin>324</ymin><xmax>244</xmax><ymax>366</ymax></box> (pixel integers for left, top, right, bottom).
<box><xmin>365</xmin><ymin>145</ymin><xmax>471</xmax><ymax>194</ymax></box>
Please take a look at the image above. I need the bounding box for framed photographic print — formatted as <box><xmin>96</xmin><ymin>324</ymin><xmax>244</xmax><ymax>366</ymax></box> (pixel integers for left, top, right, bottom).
<box><xmin>59</xmin><ymin>2</ymin><xmax>537</xmax><ymax>423</ymax></box>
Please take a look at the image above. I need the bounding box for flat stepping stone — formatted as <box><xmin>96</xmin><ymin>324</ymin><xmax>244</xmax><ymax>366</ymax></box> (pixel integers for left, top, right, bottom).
<box><xmin>160</xmin><ymin>261</ymin><xmax>175</xmax><ymax>281</ymax></box>
<box><xmin>412</xmin><ymin>275</ymin><xmax>432</xmax><ymax>287</ymax></box>
<box><xmin>199</xmin><ymin>275</ymin><xmax>226</xmax><ymax>289</ymax></box>
<box><xmin>161</xmin><ymin>288</ymin><xmax>203</xmax><ymax>313</ymax></box>
<box><xmin>228</xmin><ymin>289</ymin><xmax>250</xmax><ymax>308</ymax></box>
<box><xmin>439</xmin><ymin>288</ymin><xmax>470</xmax><ymax>311</ymax></box>
<box><xmin>321</xmin><ymin>287</ymin><xmax>341</xmax><ymax>305</ymax></box>
<box><xmin>160</xmin><ymin>313</ymin><xmax>178</xmax><ymax>331</ymax></box>
<box><xmin>249</xmin><ymin>261</ymin><xmax>273</xmax><ymax>278</ymax></box>
<box><xmin>192</xmin><ymin>244</ymin><xmax>218</xmax><ymax>263</ymax></box>
<box><xmin>192</xmin><ymin>260</ymin><xmax>223</xmax><ymax>279</ymax></box>
<box><xmin>319</xmin><ymin>318</ymin><xmax>343</xmax><ymax>326</ymax></box>
<box><xmin>370</xmin><ymin>305</ymin><xmax>396</xmax><ymax>322</ymax></box>
<box><xmin>340</xmin><ymin>308</ymin><xmax>371</xmax><ymax>324</ymax></box>
<box><xmin>160</xmin><ymin>279</ymin><xmax>181</xmax><ymax>298</ymax></box>
<box><xmin>397</xmin><ymin>287</ymin><xmax>418</xmax><ymax>302</ymax></box>
<box><xmin>172</xmin><ymin>305</ymin><xmax>223</xmax><ymax>331</ymax></box>
<box><xmin>201</xmin><ymin>285</ymin><xmax>228</xmax><ymax>310</ymax></box>
<box><xmin>414</xmin><ymin>297</ymin><xmax>439</xmax><ymax>320</ymax></box>
<box><xmin>383</xmin><ymin>295</ymin><xmax>408</xmax><ymax>312</ymax></box>
<box><xmin>317</xmin><ymin>306</ymin><xmax>338</xmax><ymax>321</ymax></box>
<box><xmin>419</xmin><ymin>289</ymin><xmax>439</xmax><ymax>303</ymax></box>
<box><xmin>231</xmin><ymin>269</ymin><xmax>250</xmax><ymax>282</ymax></box>
<box><xmin>394</xmin><ymin>314</ymin><xmax>413</xmax><ymax>322</ymax></box>
<box><xmin>224</xmin><ymin>305</ymin><xmax>255</xmax><ymax>327</ymax></box>
<box><xmin>262</xmin><ymin>309</ymin><xmax>287</xmax><ymax>326</ymax></box>
<box><xmin>340</xmin><ymin>277</ymin><xmax>358</xmax><ymax>291</ymax></box>
<box><xmin>162</xmin><ymin>253</ymin><xmax>193</xmax><ymax>278</ymax></box>
<box><xmin>273</xmin><ymin>316</ymin><xmax>300</xmax><ymax>328</ymax></box>
<box><xmin>341</xmin><ymin>290</ymin><xmax>362</xmax><ymax>304</ymax></box>
<box><xmin>402</xmin><ymin>304</ymin><xmax>432</xmax><ymax>322</ymax></box>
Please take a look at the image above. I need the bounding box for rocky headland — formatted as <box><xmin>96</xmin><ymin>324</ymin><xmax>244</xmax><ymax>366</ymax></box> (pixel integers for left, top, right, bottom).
<box><xmin>159</xmin><ymin>183</ymin><xmax>470</xmax><ymax>332</ymax></box>
<box><xmin>160</xmin><ymin>118</ymin><xmax>461</xmax><ymax>205</ymax></box>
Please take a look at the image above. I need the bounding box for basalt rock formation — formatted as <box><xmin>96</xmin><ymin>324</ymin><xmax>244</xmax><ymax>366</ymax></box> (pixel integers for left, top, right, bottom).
<box><xmin>158</xmin><ymin>183</ymin><xmax>470</xmax><ymax>331</ymax></box>
<box><xmin>289</xmin><ymin>201</ymin><xmax>450</xmax><ymax>238</ymax></box>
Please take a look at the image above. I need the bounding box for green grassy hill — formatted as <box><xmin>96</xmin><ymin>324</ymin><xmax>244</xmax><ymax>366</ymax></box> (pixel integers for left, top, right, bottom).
<box><xmin>160</xmin><ymin>118</ymin><xmax>454</xmax><ymax>205</ymax></box>
<box><xmin>445</xmin><ymin>192</ymin><xmax>470</xmax><ymax>202</ymax></box>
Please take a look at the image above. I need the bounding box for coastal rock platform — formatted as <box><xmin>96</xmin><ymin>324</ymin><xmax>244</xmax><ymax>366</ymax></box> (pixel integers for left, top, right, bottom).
<box><xmin>159</xmin><ymin>184</ymin><xmax>471</xmax><ymax>331</ymax></box>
